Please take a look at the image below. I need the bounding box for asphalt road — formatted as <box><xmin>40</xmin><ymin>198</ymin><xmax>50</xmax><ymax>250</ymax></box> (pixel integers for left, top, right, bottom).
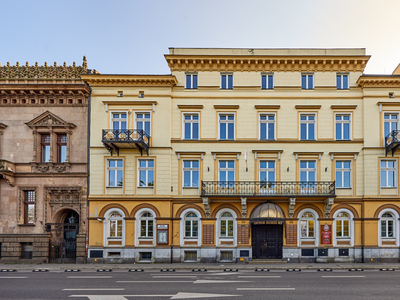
<box><xmin>0</xmin><ymin>268</ymin><xmax>399</xmax><ymax>300</ymax></box>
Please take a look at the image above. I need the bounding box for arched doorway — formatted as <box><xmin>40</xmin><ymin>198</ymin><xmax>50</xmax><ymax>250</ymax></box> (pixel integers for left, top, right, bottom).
<box><xmin>251</xmin><ymin>202</ymin><xmax>285</xmax><ymax>259</ymax></box>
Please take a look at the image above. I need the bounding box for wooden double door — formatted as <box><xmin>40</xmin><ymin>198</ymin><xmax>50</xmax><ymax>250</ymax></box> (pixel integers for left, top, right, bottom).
<box><xmin>252</xmin><ymin>224</ymin><xmax>283</xmax><ymax>259</ymax></box>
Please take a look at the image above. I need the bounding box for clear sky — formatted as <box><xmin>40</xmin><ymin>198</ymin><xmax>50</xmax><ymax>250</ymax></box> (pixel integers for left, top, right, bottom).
<box><xmin>2</xmin><ymin>0</ymin><xmax>400</xmax><ymax>75</ymax></box>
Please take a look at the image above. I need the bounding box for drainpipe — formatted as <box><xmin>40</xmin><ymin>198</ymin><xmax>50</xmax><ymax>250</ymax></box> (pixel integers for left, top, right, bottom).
<box><xmin>361</xmin><ymin>202</ymin><xmax>364</xmax><ymax>263</ymax></box>
<box><xmin>85</xmin><ymin>80</ymin><xmax>92</xmax><ymax>262</ymax></box>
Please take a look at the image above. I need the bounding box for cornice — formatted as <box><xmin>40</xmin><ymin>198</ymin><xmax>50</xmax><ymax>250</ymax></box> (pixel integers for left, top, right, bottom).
<box><xmin>254</xmin><ymin>105</ymin><xmax>281</xmax><ymax>109</ymax></box>
<box><xmin>102</xmin><ymin>100</ymin><xmax>158</xmax><ymax>106</ymax></box>
<box><xmin>330</xmin><ymin>105</ymin><xmax>358</xmax><ymax>109</ymax></box>
<box><xmin>165</xmin><ymin>55</ymin><xmax>370</xmax><ymax>73</ymax></box>
<box><xmin>177</xmin><ymin>105</ymin><xmax>204</xmax><ymax>109</ymax></box>
<box><xmin>81</xmin><ymin>74</ymin><xmax>177</xmax><ymax>87</ymax></box>
<box><xmin>357</xmin><ymin>76</ymin><xmax>400</xmax><ymax>87</ymax></box>
<box><xmin>295</xmin><ymin>105</ymin><xmax>321</xmax><ymax>109</ymax></box>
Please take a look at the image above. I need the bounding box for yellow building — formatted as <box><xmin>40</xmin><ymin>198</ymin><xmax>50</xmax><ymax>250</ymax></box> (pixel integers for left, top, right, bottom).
<box><xmin>82</xmin><ymin>48</ymin><xmax>400</xmax><ymax>263</ymax></box>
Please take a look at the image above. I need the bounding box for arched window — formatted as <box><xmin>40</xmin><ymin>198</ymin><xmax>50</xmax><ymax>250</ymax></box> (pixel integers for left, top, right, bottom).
<box><xmin>104</xmin><ymin>208</ymin><xmax>126</xmax><ymax>247</ymax></box>
<box><xmin>185</xmin><ymin>212</ymin><xmax>199</xmax><ymax>237</ymax></box>
<box><xmin>109</xmin><ymin>212</ymin><xmax>123</xmax><ymax>237</ymax></box>
<box><xmin>381</xmin><ymin>212</ymin><xmax>395</xmax><ymax>238</ymax></box>
<box><xmin>300</xmin><ymin>212</ymin><xmax>315</xmax><ymax>238</ymax></box>
<box><xmin>220</xmin><ymin>212</ymin><xmax>234</xmax><ymax>237</ymax></box>
<box><xmin>140</xmin><ymin>212</ymin><xmax>154</xmax><ymax>238</ymax></box>
<box><xmin>336</xmin><ymin>212</ymin><xmax>350</xmax><ymax>238</ymax></box>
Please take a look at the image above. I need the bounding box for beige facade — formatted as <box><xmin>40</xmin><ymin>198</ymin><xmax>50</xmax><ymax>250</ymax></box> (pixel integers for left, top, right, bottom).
<box><xmin>84</xmin><ymin>48</ymin><xmax>400</xmax><ymax>263</ymax></box>
<box><xmin>0</xmin><ymin>60</ymin><xmax>90</xmax><ymax>263</ymax></box>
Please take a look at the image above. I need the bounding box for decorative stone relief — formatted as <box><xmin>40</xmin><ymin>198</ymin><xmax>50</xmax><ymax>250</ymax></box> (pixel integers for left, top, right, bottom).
<box><xmin>289</xmin><ymin>197</ymin><xmax>296</xmax><ymax>218</ymax></box>
<box><xmin>202</xmin><ymin>197</ymin><xmax>210</xmax><ymax>218</ymax></box>
<box><xmin>241</xmin><ymin>197</ymin><xmax>247</xmax><ymax>218</ymax></box>
<box><xmin>324</xmin><ymin>197</ymin><xmax>334</xmax><ymax>218</ymax></box>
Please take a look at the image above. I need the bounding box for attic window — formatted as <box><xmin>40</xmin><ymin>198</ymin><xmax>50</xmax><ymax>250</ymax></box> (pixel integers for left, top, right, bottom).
<box><xmin>139</xmin><ymin>91</ymin><xmax>144</xmax><ymax>98</ymax></box>
<box><xmin>117</xmin><ymin>91</ymin><xmax>123</xmax><ymax>97</ymax></box>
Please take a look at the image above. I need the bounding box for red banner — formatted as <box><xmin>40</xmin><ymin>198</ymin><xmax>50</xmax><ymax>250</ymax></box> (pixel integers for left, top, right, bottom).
<box><xmin>320</xmin><ymin>224</ymin><xmax>332</xmax><ymax>244</ymax></box>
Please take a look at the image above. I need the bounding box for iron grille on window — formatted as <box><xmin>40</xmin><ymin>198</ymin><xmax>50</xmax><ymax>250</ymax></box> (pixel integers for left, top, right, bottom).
<box><xmin>318</xmin><ymin>249</ymin><xmax>328</xmax><ymax>256</ymax></box>
<box><xmin>339</xmin><ymin>249</ymin><xmax>349</xmax><ymax>256</ymax></box>
<box><xmin>220</xmin><ymin>251</ymin><xmax>233</xmax><ymax>261</ymax></box>
<box><xmin>21</xmin><ymin>242</ymin><xmax>33</xmax><ymax>259</ymax></box>
<box><xmin>301</xmin><ymin>248</ymin><xmax>314</xmax><ymax>257</ymax></box>
<box><xmin>24</xmin><ymin>191</ymin><xmax>35</xmax><ymax>224</ymax></box>
<box><xmin>184</xmin><ymin>251</ymin><xmax>197</xmax><ymax>261</ymax></box>
<box><xmin>140</xmin><ymin>252</ymin><xmax>152</xmax><ymax>261</ymax></box>
<box><xmin>89</xmin><ymin>250</ymin><xmax>103</xmax><ymax>258</ymax></box>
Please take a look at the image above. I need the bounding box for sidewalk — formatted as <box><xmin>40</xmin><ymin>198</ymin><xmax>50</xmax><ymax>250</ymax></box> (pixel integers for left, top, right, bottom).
<box><xmin>2</xmin><ymin>262</ymin><xmax>400</xmax><ymax>271</ymax></box>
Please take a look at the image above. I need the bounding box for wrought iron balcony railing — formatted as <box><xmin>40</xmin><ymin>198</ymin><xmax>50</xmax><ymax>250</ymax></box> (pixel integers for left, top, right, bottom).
<box><xmin>385</xmin><ymin>130</ymin><xmax>400</xmax><ymax>156</ymax></box>
<box><xmin>201</xmin><ymin>181</ymin><xmax>335</xmax><ymax>197</ymax></box>
<box><xmin>102</xmin><ymin>129</ymin><xmax>150</xmax><ymax>156</ymax></box>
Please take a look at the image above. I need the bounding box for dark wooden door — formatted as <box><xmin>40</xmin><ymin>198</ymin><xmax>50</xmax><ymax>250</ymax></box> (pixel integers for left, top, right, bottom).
<box><xmin>252</xmin><ymin>224</ymin><xmax>283</xmax><ymax>259</ymax></box>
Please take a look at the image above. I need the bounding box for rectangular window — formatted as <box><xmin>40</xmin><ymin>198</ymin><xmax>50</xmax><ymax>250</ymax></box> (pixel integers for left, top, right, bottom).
<box><xmin>337</xmin><ymin>74</ymin><xmax>349</xmax><ymax>89</ymax></box>
<box><xmin>220</xmin><ymin>220</ymin><xmax>234</xmax><ymax>237</ymax></box>
<box><xmin>261</xmin><ymin>74</ymin><xmax>274</xmax><ymax>89</ymax></box>
<box><xmin>219</xmin><ymin>160</ymin><xmax>235</xmax><ymax>183</ymax></box>
<box><xmin>183</xmin><ymin>113</ymin><xmax>199</xmax><ymax>140</ymax></box>
<box><xmin>381</xmin><ymin>160</ymin><xmax>397</xmax><ymax>188</ymax></box>
<box><xmin>260</xmin><ymin>161</ymin><xmax>276</xmax><ymax>182</ymax></box>
<box><xmin>112</xmin><ymin>112</ymin><xmax>127</xmax><ymax>131</ymax></box>
<box><xmin>301</xmin><ymin>74</ymin><xmax>314</xmax><ymax>89</ymax></box>
<box><xmin>185</xmin><ymin>73</ymin><xmax>198</xmax><ymax>89</ymax></box>
<box><xmin>41</xmin><ymin>134</ymin><xmax>50</xmax><ymax>163</ymax></box>
<box><xmin>300</xmin><ymin>114</ymin><xmax>316</xmax><ymax>140</ymax></box>
<box><xmin>136</xmin><ymin>112</ymin><xmax>151</xmax><ymax>136</ymax></box>
<box><xmin>57</xmin><ymin>134</ymin><xmax>67</xmax><ymax>163</ymax></box>
<box><xmin>24</xmin><ymin>190</ymin><xmax>35</xmax><ymax>224</ymax></box>
<box><xmin>221</xmin><ymin>73</ymin><xmax>233</xmax><ymax>90</ymax></box>
<box><xmin>21</xmin><ymin>242</ymin><xmax>33</xmax><ymax>259</ymax></box>
<box><xmin>260</xmin><ymin>114</ymin><xmax>275</xmax><ymax>140</ymax></box>
<box><xmin>139</xmin><ymin>159</ymin><xmax>154</xmax><ymax>187</ymax></box>
<box><xmin>300</xmin><ymin>161</ymin><xmax>316</xmax><ymax>193</ymax></box>
<box><xmin>335</xmin><ymin>114</ymin><xmax>351</xmax><ymax>140</ymax></box>
<box><xmin>219</xmin><ymin>114</ymin><xmax>235</xmax><ymax>140</ymax></box>
<box><xmin>384</xmin><ymin>113</ymin><xmax>398</xmax><ymax>140</ymax></box>
<box><xmin>110</xmin><ymin>220</ymin><xmax>122</xmax><ymax>237</ymax></box>
<box><xmin>183</xmin><ymin>160</ymin><xmax>199</xmax><ymax>187</ymax></box>
<box><xmin>336</xmin><ymin>161</ymin><xmax>351</xmax><ymax>188</ymax></box>
<box><xmin>107</xmin><ymin>159</ymin><xmax>123</xmax><ymax>187</ymax></box>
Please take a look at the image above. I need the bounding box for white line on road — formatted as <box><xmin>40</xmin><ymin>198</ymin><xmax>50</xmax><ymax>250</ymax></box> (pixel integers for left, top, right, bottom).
<box><xmin>321</xmin><ymin>276</ymin><xmax>366</xmax><ymax>278</ymax></box>
<box><xmin>238</xmin><ymin>288</ymin><xmax>295</xmax><ymax>291</ymax></box>
<box><xmin>152</xmin><ymin>276</ymin><xmax>197</xmax><ymax>278</ymax></box>
<box><xmin>117</xmin><ymin>280</ymin><xmax>194</xmax><ymax>283</ymax></box>
<box><xmin>67</xmin><ymin>276</ymin><xmax>113</xmax><ymax>279</ymax></box>
<box><xmin>68</xmin><ymin>292</ymin><xmax>241</xmax><ymax>299</ymax></box>
<box><xmin>194</xmin><ymin>280</ymin><xmax>250</xmax><ymax>284</ymax></box>
<box><xmin>63</xmin><ymin>288</ymin><xmax>124</xmax><ymax>291</ymax></box>
<box><xmin>0</xmin><ymin>276</ymin><xmax>28</xmax><ymax>279</ymax></box>
<box><xmin>238</xmin><ymin>276</ymin><xmax>281</xmax><ymax>278</ymax></box>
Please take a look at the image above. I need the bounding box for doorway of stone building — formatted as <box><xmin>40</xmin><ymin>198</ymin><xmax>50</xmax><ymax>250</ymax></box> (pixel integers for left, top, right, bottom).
<box><xmin>252</xmin><ymin>224</ymin><xmax>283</xmax><ymax>259</ymax></box>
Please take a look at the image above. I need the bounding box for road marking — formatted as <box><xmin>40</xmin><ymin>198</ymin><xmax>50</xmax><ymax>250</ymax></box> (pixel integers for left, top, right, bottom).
<box><xmin>0</xmin><ymin>276</ymin><xmax>28</xmax><ymax>279</ymax></box>
<box><xmin>117</xmin><ymin>280</ymin><xmax>193</xmax><ymax>283</ymax></box>
<box><xmin>67</xmin><ymin>276</ymin><xmax>113</xmax><ymax>279</ymax></box>
<box><xmin>152</xmin><ymin>276</ymin><xmax>197</xmax><ymax>278</ymax></box>
<box><xmin>63</xmin><ymin>288</ymin><xmax>124</xmax><ymax>291</ymax></box>
<box><xmin>194</xmin><ymin>280</ymin><xmax>250</xmax><ymax>284</ymax></box>
<box><xmin>238</xmin><ymin>276</ymin><xmax>281</xmax><ymax>278</ymax></box>
<box><xmin>238</xmin><ymin>287</ymin><xmax>295</xmax><ymax>291</ymax></box>
<box><xmin>321</xmin><ymin>276</ymin><xmax>366</xmax><ymax>278</ymax></box>
<box><xmin>171</xmin><ymin>292</ymin><xmax>242</xmax><ymax>299</ymax></box>
<box><xmin>69</xmin><ymin>292</ymin><xmax>241</xmax><ymax>299</ymax></box>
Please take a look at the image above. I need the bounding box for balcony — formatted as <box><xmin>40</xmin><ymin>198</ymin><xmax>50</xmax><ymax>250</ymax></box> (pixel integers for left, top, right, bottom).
<box><xmin>201</xmin><ymin>181</ymin><xmax>335</xmax><ymax>197</ymax></box>
<box><xmin>385</xmin><ymin>130</ymin><xmax>400</xmax><ymax>156</ymax></box>
<box><xmin>102</xmin><ymin>129</ymin><xmax>150</xmax><ymax>156</ymax></box>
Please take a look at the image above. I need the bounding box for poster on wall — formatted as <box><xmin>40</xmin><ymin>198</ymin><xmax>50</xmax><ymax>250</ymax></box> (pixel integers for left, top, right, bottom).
<box><xmin>320</xmin><ymin>224</ymin><xmax>332</xmax><ymax>244</ymax></box>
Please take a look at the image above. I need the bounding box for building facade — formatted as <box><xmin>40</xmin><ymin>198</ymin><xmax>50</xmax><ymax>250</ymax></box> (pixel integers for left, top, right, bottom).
<box><xmin>0</xmin><ymin>59</ymin><xmax>90</xmax><ymax>263</ymax></box>
<box><xmin>84</xmin><ymin>48</ymin><xmax>400</xmax><ymax>263</ymax></box>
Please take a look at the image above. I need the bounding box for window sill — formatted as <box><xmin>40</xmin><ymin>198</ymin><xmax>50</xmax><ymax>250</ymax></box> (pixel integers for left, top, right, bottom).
<box><xmin>183</xmin><ymin>187</ymin><xmax>199</xmax><ymax>189</ymax></box>
<box><xmin>336</xmin><ymin>187</ymin><xmax>352</xmax><ymax>190</ymax></box>
<box><xmin>380</xmin><ymin>187</ymin><xmax>397</xmax><ymax>189</ymax></box>
<box><xmin>107</xmin><ymin>237</ymin><xmax>122</xmax><ymax>240</ymax></box>
<box><xmin>138</xmin><ymin>237</ymin><xmax>154</xmax><ymax>240</ymax></box>
<box><xmin>184</xmin><ymin>237</ymin><xmax>198</xmax><ymax>240</ymax></box>
<box><xmin>137</xmin><ymin>186</ymin><xmax>154</xmax><ymax>189</ymax></box>
<box><xmin>18</xmin><ymin>224</ymin><xmax>35</xmax><ymax>227</ymax></box>
<box><xmin>106</xmin><ymin>186</ymin><xmax>123</xmax><ymax>188</ymax></box>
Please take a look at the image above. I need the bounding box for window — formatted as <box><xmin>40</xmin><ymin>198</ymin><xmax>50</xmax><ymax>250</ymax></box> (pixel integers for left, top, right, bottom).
<box><xmin>140</xmin><ymin>212</ymin><xmax>154</xmax><ymax>238</ymax></box>
<box><xmin>260</xmin><ymin>114</ymin><xmax>275</xmax><ymax>140</ymax></box>
<box><xmin>109</xmin><ymin>212</ymin><xmax>123</xmax><ymax>237</ymax></box>
<box><xmin>107</xmin><ymin>159</ymin><xmax>123</xmax><ymax>187</ymax></box>
<box><xmin>221</xmin><ymin>73</ymin><xmax>233</xmax><ymax>89</ymax></box>
<box><xmin>41</xmin><ymin>134</ymin><xmax>50</xmax><ymax>163</ymax></box>
<box><xmin>301</xmin><ymin>74</ymin><xmax>314</xmax><ymax>89</ymax></box>
<box><xmin>337</xmin><ymin>73</ymin><xmax>349</xmax><ymax>89</ymax></box>
<box><xmin>261</xmin><ymin>74</ymin><xmax>273</xmax><ymax>89</ymax></box>
<box><xmin>138</xmin><ymin>159</ymin><xmax>154</xmax><ymax>187</ymax></box>
<box><xmin>186</xmin><ymin>73</ymin><xmax>198</xmax><ymax>89</ymax></box>
<box><xmin>300</xmin><ymin>161</ymin><xmax>316</xmax><ymax>192</ymax></box>
<box><xmin>112</xmin><ymin>112</ymin><xmax>127</xmax><ymax>131</ymax></box>
<box><xmin>57</xmin><ymin>134</ymin><xmax>67</xmax><ymax>163</ymax></box>
<box><xmin>260</xmin><ymin>160</ymin><xmax>275</xmax><ymax>182</ymax></box>
<box><xmin>183</xmin><ymin>113</ymin><xmax>199</xmax><ymax>140</ymax></box>
<box><xmin>300</xmin><ymin>212</ymin><xmax>315</xmax><ymax>238</ymax></box>
<box><xmin>381</xmin><ymin>160</ymin><xmax>396</xmax><ymax>188</ymax></box>
<box><xmin>183</xmin><ymin>160</ymin><xmax>199</xmax><ymax>187</ymax></box>
<box><xmin>24</xmin><ymin>190</ymin><xmax>35</xmax><ymax>224</ymax></box>
<box><xmin>384</xmin><ymin>113</ymin><xmax>398</xmax><ymax>139</ymax></box>
<box><xmin>336</xmin><ymin>212</ymin><xmax>350</xmax><ymax>237</ymax></box>
<box><xmin>219</xmin><ymin>160</ymin><xmax>235</xmax><ymax>183</ymax></box>
<box><xmin>335</xmin><ymin>161</ymin><xmax>351</xmax><ymax>188</ymax></box>
<box><xmin>136</xmin><ymin>112</ymin><xmax>151</xmax><ymax>136</ymax></box>
<box><xmin>335</xmin><ymin>114</ymin><xmax>351</xmax><ymax>140</ymax></box>
<box><xmin>219</xmin><ymin>114</ymin><xmax>235</xmax><ymax>140</ymax></box>
<box><xmin>220</xmin><ymin>212</ymin><xmax>234</xmax><ymax>237</ymax></box>
<box><xmin>300</xmin><ymin>114</ymin><xmax>316</xmax><ymax>140</ymax></box>
<box><xmin>381</xmin><ymin>212</ymin><xmax>394</xmax><ymax>238</ymax></box>
<box><xmin>185</xmin><ymin>212</ymin><xmax>199</xmax><ymax>237</ymax></box>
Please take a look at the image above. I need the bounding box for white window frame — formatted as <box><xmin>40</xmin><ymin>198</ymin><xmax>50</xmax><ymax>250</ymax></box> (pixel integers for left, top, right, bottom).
<box><xmin>299</xmin><ymin>113</ymin><xmax>316</xmax><ymax>140</ymax></box>
<box><xmin>182</xmin><ymin>112</ymin><xmax>199</xmax><ymax>140</ymax></box>
<box><xmin>215</xmin><ymin>209</ymin><xmax>237</xmax><ymax>247</ymax></box>
<box><xmin>333</xmin><ymin>209</ymin><xmax>354</xmax><ymax>247</ymax></box>
<box><xmin>139</xmin><ymin>212</ymin><xmax>154</xmax><ymax>238</ymax></box>
<box><xmin>135</xmin><ymin>111</ymin><xmax>151</xmax><ymax>136</ymax></box>
<box><xmin>301</xmin><ymin>73</ymin><xmax>314</xmax><ymax>90</ymax></box>
<box><xmin>185</xmin><ymin>72</ymin><xmax>198</xmax><ymax>89</ymax></box>
<box><xmin>298</xmin><ymin>209</ymin><xmax>319</xmax><ymax>246</ymax></box>
<box><xmin>335</xmin><ymin>160</ymin><xmax>352</xmax><ymax>189</ymax></box>
<box><xmin>106</xmin><ymin>159</ymin><xmax>123</xmax><ymax>187</ymax></box>
<box><xmin>137</xmin><ymin>159</ymin><xmax>155</xmax><ymax>187</ymax></box>
<box><xmin>220</xmin><ymin>72</ymin><xmax>233</xmax><ymax>90</ymax></box>
<box><xmin>383</xmin><ymin>112</ymin><xmax>399</xmax><ymax>143</ymax></box>
<box><xmin>378</xmin><ymin>209</ymin><xmax>399</xmax><ymax>247</ymax></box>
<box><xmin>218</xmin><ymin>160</ymin><xmax>235</xmax><ymax>183</ymax></box>
<box><xmin>218</xmin><ymin>113</ymin><xmax>235</xmax><ymax>140</ymax></box>
<box><xmin>103</xmin><ymin>208</ymin><xmax>125</xmax><ymax>247</ymax></box>
<box><xmin>110</xmin><ymin>111</ymin><xmax>128</xmax><ymax>130</ymax></box>
<box><xmin>179</xmin><ymin>209</ymin><xmax>202</xmax><ymax>246</ymax></box>
<box><xmin>259</xmin><ymin>113</ymin><xmax>276</xmax><ymax>140</ymax></box>
<box><xmin>335</xmin><ymin>113</ymin><xmax>352</xmax><ymax>140</ymax></box>
<box><xmin>380</xmin><ymin>159</ymin><xmax>397</xmax><ymax>188</ymax></box>
<box><xmin>182</xmin><ymin>160</ymin><xmax>199</xmax><ymax>188</ymax></box>
<box><xmin>336</xmin><ymin>73</ymin><xmax>349</xmax><ymax>90</ymax></box>
<box><xmin>135</xmin><ymin>208</ymin><xmax>156</xmax><ymax>246</ymax></box>
<box><xmin>261</xmin><ymin>73</ymin><xmax>274</xmax><ymax>90</ymax></box>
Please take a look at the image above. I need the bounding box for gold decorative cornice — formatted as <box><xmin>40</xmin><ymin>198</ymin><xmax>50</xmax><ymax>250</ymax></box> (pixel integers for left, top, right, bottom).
<box><xmin>213</xmin><ymin>105</ymin><xmax>240</xmax><ymax>109</ymax></box>
<box><xmin>330</xmin><ymin>105</ymin><xmax>357</xmax><ymax>109</ymax></box>
<box><xmin>0</xmin><ymin>57</ymin><xmax>87</xmax><ymax>79</ymax></box>
<box><xmin>252</xmin><ymin>150</ymin><xmax>283</xmax><ymax>153</ymax></box>
<box><xmin>357</xmin><ymin>76</ymin><xmax>400</xmax><ymax>87</ymax></box>
<box><xmin>81</xmin><ymin>74</ymin><xmax>177</xmax><ymax>87</ymax></box>
<box><xmin>254</xmin><ymin>105</ymin><xmax>281</xmax><ymax>109</ymax></box>
<box><xmin>165</xmin><ymin>55</ymin><xmax>370</xmax><ymax>73</ymax></box>
<box><xmin>295</xmin><ymin>105</ymin><xmax>321</xmax><ymax>109</ymax></box>
<box><xmin>177</xmin><ymin>105</ymin><xmax>204</xmax><ymax>109</ymax></box>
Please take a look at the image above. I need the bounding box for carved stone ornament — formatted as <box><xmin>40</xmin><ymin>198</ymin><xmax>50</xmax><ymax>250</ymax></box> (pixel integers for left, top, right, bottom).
<box><xmin>54</xmin><ymin>165</ymin><xmax>67</xmax><ymax>173</ymax></box>
<box><xmin>324</xmin><ymin>197</ymin><xmax>334</xmax><ymax>218</ymax></box>
<box><xmin>25</xmin><ymin>110</ymin><xmax>76</xmax><ymax>130</ymax></box>
<box><xmin>37</xmin><ymin>165</ymin><xmax>50</xmax><ymax>173</ymax></box>
<box><xmin>202</xmin><ymin>197</ymin><xmax>210</xmax><ymax>218</ymax></box>
<box><xmin>288</xmin><ymin>197</ymin><xmax>296</xmax><ymax>218</ymax></box>
<box><xmin>241</xmin><ymin>197</ymin><xmax>247</xmax><ymax>218</ymax></box>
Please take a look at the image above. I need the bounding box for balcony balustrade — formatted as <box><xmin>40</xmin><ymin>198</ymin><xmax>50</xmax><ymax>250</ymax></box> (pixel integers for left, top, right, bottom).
<box><xmin>201</xmin><ymin>181</ymin><xmax>335</xmax><ymax>197</ymax></box>
<box><xmin>385</xmin><ymin>130</ymin><xmax>400</xmax><ymax>156</ymax></box>
<box><xmin>102</xmin><ymin>129</ymin><xmax>150</xmax><ymax>156</ymax></box>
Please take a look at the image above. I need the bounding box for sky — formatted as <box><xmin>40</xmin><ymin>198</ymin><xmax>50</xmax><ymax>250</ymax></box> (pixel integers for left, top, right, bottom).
<box><xmin>1</xmin><ymin>0</ymin><xmax>400</xmax><ymax>75</ymax></box>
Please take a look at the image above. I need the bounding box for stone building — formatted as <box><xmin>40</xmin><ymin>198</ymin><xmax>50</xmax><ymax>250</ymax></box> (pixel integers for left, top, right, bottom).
<box><xmin>84</xmin><ymin>48</ymin><xmax>400</xmax><ymax>263</ymax></box>
<box><xmin>0</xmin><ymin>59</ymin><xmax>90</xmax><ymax>263</ymax></box>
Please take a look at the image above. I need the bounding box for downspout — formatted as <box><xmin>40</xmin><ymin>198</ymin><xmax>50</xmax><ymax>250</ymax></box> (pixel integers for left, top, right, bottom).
<box><xmin>361</xmin><ymin>201</ymin><xmax>364</xmax><ymax>263</ymax></box>
<box><xmin>85</xmin><ymin>81</ymin><xmax>92</xmax><ymax>262</ymax></box>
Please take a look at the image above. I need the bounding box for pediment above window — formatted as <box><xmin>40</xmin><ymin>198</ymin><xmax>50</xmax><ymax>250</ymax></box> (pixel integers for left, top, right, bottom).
<box><xmin>25</xmin><ymin>110</ymin><xmax>76</xmax><ymax>129</ymax></box>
